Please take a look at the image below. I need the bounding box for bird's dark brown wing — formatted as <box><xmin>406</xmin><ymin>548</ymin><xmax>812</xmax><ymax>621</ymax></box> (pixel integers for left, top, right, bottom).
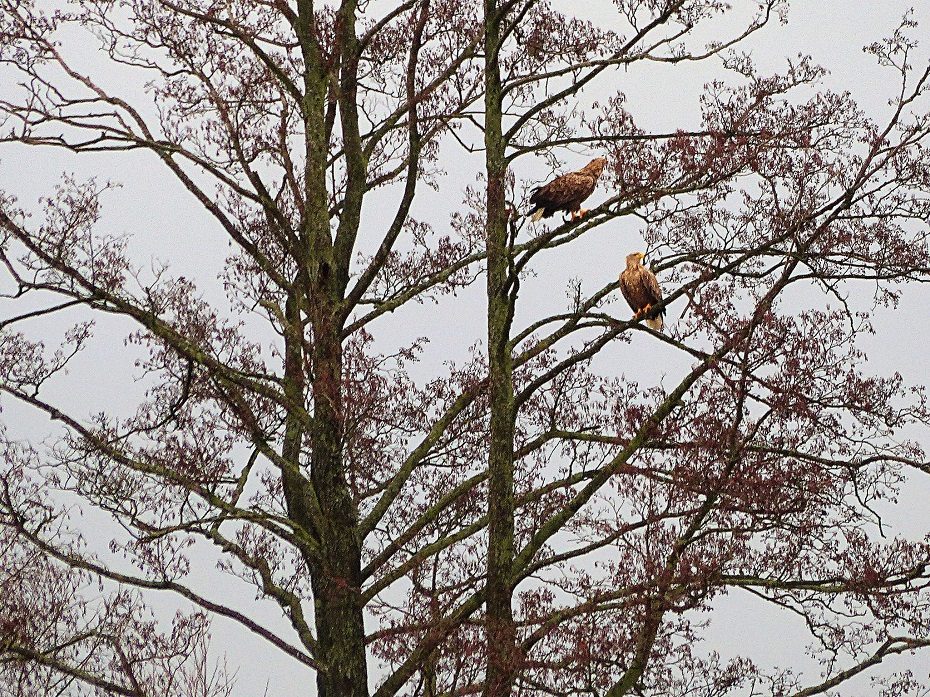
<box><xmin>530</xmin><ymin>172</ymin><xmax>596</xmax><ymax>210</ymax></box>
<box><xmin>642</xmin><ymin>266</ymin><xmax>663</xmax><ymax>307</ymax></box>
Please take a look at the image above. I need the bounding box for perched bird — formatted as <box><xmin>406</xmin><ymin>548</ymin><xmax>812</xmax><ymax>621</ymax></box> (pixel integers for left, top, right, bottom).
<box><xmin>619</xmin><ymin>252</ymin><xmax>665</xmax><ymax>332</ymax></box>
<box><xmin>526</xmin><ymin>157</ymin><xmax>608</xmax><ymax>222</ymax></box>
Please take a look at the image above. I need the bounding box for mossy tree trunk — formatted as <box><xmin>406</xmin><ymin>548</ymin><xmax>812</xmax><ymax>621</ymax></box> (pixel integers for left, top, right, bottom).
<box><xmin>483</xmin><ymin>1</ymin><xmax>518</xmax><ymax>694</ymax></box>
<box><xmin>293</xmin><ymin>2</ymin><xmax>369</xmax><ymax>695</ymax></box>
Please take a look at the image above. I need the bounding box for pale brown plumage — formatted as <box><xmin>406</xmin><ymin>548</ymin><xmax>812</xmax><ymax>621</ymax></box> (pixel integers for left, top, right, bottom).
<box><xmin>619</xmin><ymin>252</ymin><xmax>665</xmax><ymax>332</ymax></box>
<box><xmin>526</xmin><ymin>157</ymin><xmax>608</xmax><ymax>222</ymax></box>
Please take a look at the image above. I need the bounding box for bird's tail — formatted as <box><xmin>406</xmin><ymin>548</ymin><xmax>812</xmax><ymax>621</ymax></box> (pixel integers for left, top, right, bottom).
<box><xmin>528</xmin><ymin>207</ymin><xmax>544</xmax><ymax>222</ymax></box>
<box><xmin>645</xmin><ymin>316</ymin><xmax>664</xmax><ymax>332</ymax></box>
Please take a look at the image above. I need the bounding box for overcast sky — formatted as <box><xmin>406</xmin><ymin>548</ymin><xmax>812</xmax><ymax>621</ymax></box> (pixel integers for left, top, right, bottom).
<box><xmin>3</xmin><ymin>1</ymin><xmax>930</xmax><ymax>694</ymax></box>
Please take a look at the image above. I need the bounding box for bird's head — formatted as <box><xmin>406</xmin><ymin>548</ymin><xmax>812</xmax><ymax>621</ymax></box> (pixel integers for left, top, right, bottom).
<box><xmin>625</xmin><ymin>251</ymin><xmax>646</xmax><ymax>267</ymax></box>
<box><xmin>585</xmin><ymin>157</ymin><xmax>609</xmax><ymax>177</ymax></box>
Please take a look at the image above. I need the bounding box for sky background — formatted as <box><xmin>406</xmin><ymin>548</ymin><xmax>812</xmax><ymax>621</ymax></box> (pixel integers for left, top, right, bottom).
<box><xmin>3</xmin><ymin>1</ymin><xmax>930</xmax><ymax>694</ymax></box>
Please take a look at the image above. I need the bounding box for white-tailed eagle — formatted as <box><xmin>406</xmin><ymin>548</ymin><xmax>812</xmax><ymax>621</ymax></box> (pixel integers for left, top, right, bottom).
<box><xmin>619</xmin><ymin>252</ymin><xmax>665</xmax><ymax>332</ymax></box>
<box><xmin>526</xmin><ymin>157</ymin><xmax>608</xmax><ymax>222</ymax></box>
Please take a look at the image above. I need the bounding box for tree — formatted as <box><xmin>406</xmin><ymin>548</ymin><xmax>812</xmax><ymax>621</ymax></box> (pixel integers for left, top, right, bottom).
<box><xmin>2</xmin><ymin>1</ymin><xmax>930</xmax><ymax>696</ymax></box>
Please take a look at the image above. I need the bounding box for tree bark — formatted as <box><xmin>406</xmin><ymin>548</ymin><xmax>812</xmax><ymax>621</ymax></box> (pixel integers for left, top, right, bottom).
<box><xmin>483</xmin><ymin>1</ymin><xmax>518</xmax><ymax>694</ymax></box>
<box><xmin>292</xmin><ymin>2</ymin><xmax>369</xmax><ymax>694</ymax></box>
<box><xmin>308</xmin><ymin>314</ymin><xmax>368</xmax><ymax>697</ymax></box>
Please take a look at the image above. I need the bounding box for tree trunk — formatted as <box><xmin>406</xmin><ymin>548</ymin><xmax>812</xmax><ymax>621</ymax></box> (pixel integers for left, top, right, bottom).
<box><xmin>483</xmin><ymin>1</ymin><xmax>518</xmax><ymax>694</ymax></box>
<box><xmin>292</xmin><ymin>2</ymin><xmax>369</xmax><ymax>693</ymax></box>
<box><xmin>310</xmin><ymin>312</ymin><xmax>368</xmax><ymax>697</ymax></box>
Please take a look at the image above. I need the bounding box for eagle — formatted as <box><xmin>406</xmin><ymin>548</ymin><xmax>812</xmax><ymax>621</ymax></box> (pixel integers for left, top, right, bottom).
<box><xmin>526</xmin><ymin>157</ymin><xmax>608</xmax><ymax>222</ymax></box>
<box><xmin>619</xmin><ymin>252</ymin><xmax>665</xmax><ymax>332</ymax></box>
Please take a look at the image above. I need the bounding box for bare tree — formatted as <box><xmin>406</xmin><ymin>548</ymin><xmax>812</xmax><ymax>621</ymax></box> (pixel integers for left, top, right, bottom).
<box><xmin>2</xmin><ymin>1</ymin><xmax>930</xmax><ymax>696</ymax></box>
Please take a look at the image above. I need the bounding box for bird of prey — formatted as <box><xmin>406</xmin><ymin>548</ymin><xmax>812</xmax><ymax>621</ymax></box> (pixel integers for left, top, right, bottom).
<box><xmin>526</xmin><ymin>157</ymin><xmax>608</xmax><ymax>222</ymax></box>
<box><xmin>619</xmin><ymin>252</ymin><xmax>665</xmax><ymax>332</ymax></box>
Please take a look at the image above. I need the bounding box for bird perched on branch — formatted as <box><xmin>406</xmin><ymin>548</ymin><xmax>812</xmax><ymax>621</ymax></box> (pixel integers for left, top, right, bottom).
<box><xmin>526</xmin><ymin>157</ymin><xmax>608</xmax><ymax>222</ymax></box>
<box><xmin>619</xmin><ymin>252</ymin><xmax>665</xmax><ymax>332</ymax></box>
